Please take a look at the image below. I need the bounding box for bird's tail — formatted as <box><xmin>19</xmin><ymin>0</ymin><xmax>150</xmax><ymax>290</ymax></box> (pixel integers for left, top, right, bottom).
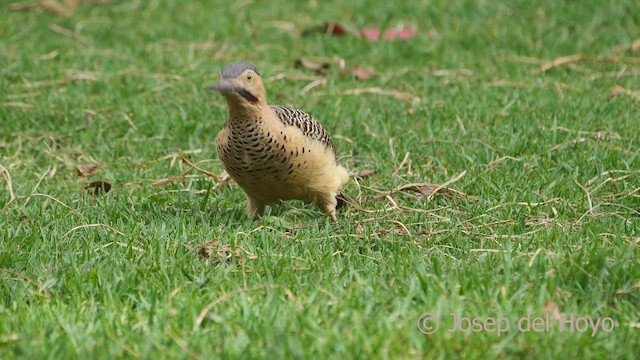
<box><xmin>336</xmin><ymin>193</ymin><xmax>347</xmax><ymax>210</ymax></box>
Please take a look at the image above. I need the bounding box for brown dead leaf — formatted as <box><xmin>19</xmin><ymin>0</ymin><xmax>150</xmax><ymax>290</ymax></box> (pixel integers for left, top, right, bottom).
<box><xmin>199</xmin><ymin>241</ymin><xmax>239</xmax><ymax>266</ymax></box>
<box><xmin>302</xmin><ymin>22</ymin><xmax>349</xmax><ymax>37</ymax></box>
<box><xmin>284</xmin><ymin>223</ymin><xmax>305</xmax><ymax>237</ymax></box>
<box><xmin>84</xmin><ymin>180</ymin><xmax>111</xmax><ymax>195</ymax></box>
<box><xmin>344</xmin><ymin>87</ymin><xmax>420</xmax><ymax>102</ymax></box>
<box><xmin>294</xmin><ymin>59</ymin><xmax>330</xmax><ymax>75</ymax></box>
<box><xmin>348</xmin><ymin>67</ymin><xmax>375</xmax><ymax>80</ymax></box>
<box><xmin>356</xmin><ymin>224</ymin><xmax>364</xmax><ymax>235</ymax></box>
<box><xmin>76</xmin><ymin>163</ymin><xmax>99</xmax><ymax>177</ymax></box>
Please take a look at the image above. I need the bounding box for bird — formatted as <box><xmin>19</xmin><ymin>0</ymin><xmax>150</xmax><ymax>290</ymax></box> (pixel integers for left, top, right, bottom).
<box><xmin>210</xmin><ymin>61</ymin><xmax>349</xmax><ymax>220</ymax></box>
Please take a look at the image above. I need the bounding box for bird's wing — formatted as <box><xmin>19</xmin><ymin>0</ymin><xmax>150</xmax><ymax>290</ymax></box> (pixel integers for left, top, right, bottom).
<box><xmin>270</xmin><ymin>105</ymin><xmax>338</xmax><ymax>160</ymax></box>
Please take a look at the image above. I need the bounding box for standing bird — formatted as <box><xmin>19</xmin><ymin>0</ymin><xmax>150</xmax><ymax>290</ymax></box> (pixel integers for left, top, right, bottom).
<box><xmin>210</xmin><ymin>61</ymin><xmax>349</xmax><ymax>220</ymax></box>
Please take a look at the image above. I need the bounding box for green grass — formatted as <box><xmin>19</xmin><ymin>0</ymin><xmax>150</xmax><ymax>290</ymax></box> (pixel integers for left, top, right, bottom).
<box><xmin>1</xmin><ymin>0</ymin><xmax>639</xmax><ymax>358</ymax></box>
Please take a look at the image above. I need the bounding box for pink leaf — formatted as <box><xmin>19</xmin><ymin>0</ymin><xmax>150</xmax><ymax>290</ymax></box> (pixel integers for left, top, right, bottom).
<box><xmin>359</xmin><ymin>27</ymin><xmax>418</xmax><ymax>42</ymax></box>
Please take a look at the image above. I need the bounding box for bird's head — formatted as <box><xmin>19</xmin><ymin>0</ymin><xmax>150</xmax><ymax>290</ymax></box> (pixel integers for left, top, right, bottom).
<box><xmin>210</xmin><ymin>61</ymin><xmax>266</xmax><ymax>109</ymax></box>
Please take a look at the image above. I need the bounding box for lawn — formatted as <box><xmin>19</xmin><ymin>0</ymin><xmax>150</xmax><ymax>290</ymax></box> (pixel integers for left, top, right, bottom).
<box><xmin>1</xmin><ymin>0</ymin><xmax>639</xmax><ymax>358</ymax></box>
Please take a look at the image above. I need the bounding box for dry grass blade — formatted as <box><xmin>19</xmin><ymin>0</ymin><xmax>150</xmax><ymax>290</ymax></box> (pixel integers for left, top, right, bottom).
<box><xmin>62</xmin><ymin>223</ymin><xmax>128</xmax><ymax>239</ymax></box>
<box><xmin>343</xmin><ymin>87</ymin><xmax>420</xmax><ymax>102</ymax></box>
<box><xmin>374</xmin><ymin>183</ymin><xmax>469</xmax><ymax>201</ymax></box>
<box><xmin>301</xmin><ymin>78</ymin><xmax>327</xmax><ymax>93</ymax></box>
<box><xmin>535</xmin><ymin>54</ymin><xmax>588</xmax><ymax>73</ymax></box>
<box><xmin>383</xmin><ymin>183</ymin><xmax>454</xmax><ymax>199</ymax></box>
<box><xmin>49</xmin><ymin>24</ymin><xmax>91</xmax><ymax>46</ymax></box>
<box><xmin>535</xmin><ymin>54</ymin><xmax>640</xmax><ymax>74</ymax></box>
<box><xmin>294</xmin><ymin>59</ymin><xmax>330</xmax><ymax>75</ymax></box>
<box><xmin>167</xmin><ymin>330</ymin><xmax>203</xmax><ymax>360</ymax></box>
<box><xmin>179</xmin><ymin>154</ymin><xmax>222</xmax><ymax>181</ymax></box>
<box><xmin>106</xmin><ymin>333</ymin><xmax>140</xmax><ymax>359</ymax></box>
<box><xmin>195</xmin><ymin>285</ymin><xmax>280</xmax><ymax>327</ymax></box>
<box><xmin>373</xmin><ymin>171</ymin><xmax>472</xmax><ymax>201</ymax></box>
<box><xmin>609</xmin><ymin>85</ymin><xmax>640</xmax><ymax>101</ymax></box>
<box><xmin>427</xmin><ymin>170</ymin><xmax>468</xmax><ymax>201</ymax></box>
<box><xmin>0</xmin><ymin>164</ymin><xmax>16</xmax><ymax>202</ymax></box>
<box><xmin>9</xmin><ymin>1</ymin><xmax>77</xmax><ymax>17</ymax></box>
<box><xmin>335</xmin><ymin>193</ymin><xmax>378</xmax><ymax>214</ymax></box>
<box><xmin>612</xmin><ymin>38</ymin><xmax>640</xmax><ymax>54</ymax></box>
<box><xmin>2</xmin><ymin>102</ymin><xmax>34</xmax><ymax>109</ymax></box>
<box><xmin>2</xmin><ymin>193</ymin><xmax>75</xmax><ymax>212</ymax></box>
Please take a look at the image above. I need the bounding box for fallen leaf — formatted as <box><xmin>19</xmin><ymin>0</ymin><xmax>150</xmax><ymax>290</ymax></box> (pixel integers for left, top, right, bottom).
<box><xmin>302</xmin><ymin>22</ymin><xmax>349</xmax><ymax>37</ymax></box>
<box><xmin>84</xmin><ymin>180</ymin><xmax>111</xmax><ymax>195</ymax></box>
<box><xmin>360</xmin><ymin>28</ymin><xmax>380</xmax><ymax>41</ymax></box>
<box><xmin>199</xmin><ymin>241</ymin><xmax>239</xmax><ymax>266</ymax></box>
<box><xmin>294</xmin><ymin>59</ymin><xmax>330</xmax><ymax>75</ymax></box>
<box><xmin>359</xmin><ymin>27</ymin><xmax>418</xmax><ymax>42</ymax></box>
<box><xmin>284</xmin><ymin>223</ymin><xmax>304</xmax><ymax>236</ymax></box>
<box><xmin>348</xmin><ymin>67</ymin><xmax>375</xmax><ymax>80</ymax></box>
<box><xmin>76</xmin><ymin>163</ymin><xmax>99</xmax><ymax>177</ymax></box>
<box><xmin>383</xmin><ymin>28</ymin><xmax>418</xmax><ymax>40</ymax></box>
<box><xmin>322</xmin><ymin>22</ymin><xmax>348</xmax><ymax>35</ymax></box>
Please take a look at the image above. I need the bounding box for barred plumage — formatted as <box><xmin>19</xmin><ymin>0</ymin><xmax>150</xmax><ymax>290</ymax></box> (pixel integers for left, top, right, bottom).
<box><xmin>270</xmin><ymin>105</ymin><xmax>338</xmax><ymax>161</ymax></box>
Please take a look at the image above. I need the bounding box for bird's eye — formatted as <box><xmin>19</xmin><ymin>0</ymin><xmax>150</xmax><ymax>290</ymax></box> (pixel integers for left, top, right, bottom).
<box><xmin>246</xmin><ymin>73</ymin><xmax>253</xmax><ymax>81</ymax></box>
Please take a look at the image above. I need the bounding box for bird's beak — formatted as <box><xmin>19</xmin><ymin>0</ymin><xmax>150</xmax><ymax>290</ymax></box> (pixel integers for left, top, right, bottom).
<box><xmin>209</xmin><ymin>78</ymin><xmax>259</xmax><ymax>104</ymax></box>
<box><xmin>209</xmin><ymin>78</ymin><xmax>233</xmax><ymax>92</ymax></box>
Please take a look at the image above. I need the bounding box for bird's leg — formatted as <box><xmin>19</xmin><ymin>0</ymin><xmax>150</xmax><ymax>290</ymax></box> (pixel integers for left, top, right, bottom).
<box><xmin>246</xmin><ymin>196</ymin><xmax>266</xmax><ymax>218</ymax></box>
<box><xmin>317</xmin><ymin>194</ymin><xmax>339</xmax><ymax>222</ymax></box>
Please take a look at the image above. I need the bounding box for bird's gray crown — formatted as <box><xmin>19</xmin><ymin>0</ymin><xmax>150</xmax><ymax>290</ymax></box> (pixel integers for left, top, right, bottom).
<box><xmin>220</xmin><ymin>61</ymin><xmax>259</xmax><ymax>79</ymax></box>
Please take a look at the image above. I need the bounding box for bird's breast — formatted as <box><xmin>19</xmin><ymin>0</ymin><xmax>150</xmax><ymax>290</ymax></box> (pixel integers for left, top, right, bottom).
<box><xmin>217</xmin><ymin>117</ymin><xmax>337</xmax><ymax>202</ymax></box>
